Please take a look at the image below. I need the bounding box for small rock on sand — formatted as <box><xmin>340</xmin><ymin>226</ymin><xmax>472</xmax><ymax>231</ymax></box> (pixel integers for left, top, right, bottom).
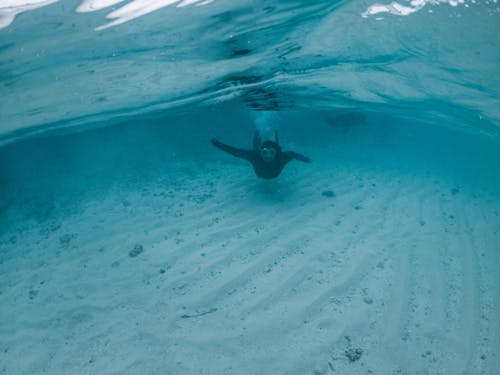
<box><xmin>313</xmin><ymin>364</ymin><xmax>327</xmax><ymax>375</ymax></box>
<box><xmin>322</xmin><ymin>190</ymin><xmax>336</xmax><ymax>198</ymax></box>
<box><xmin>129</xmin><ymin>244</ymin><xmax>144</xmax><ymax>257</ymax></box>
<box><xmin>345</xmin><ymin>348</ymin><xmax>363</xmax><ymax>362</ymax></box>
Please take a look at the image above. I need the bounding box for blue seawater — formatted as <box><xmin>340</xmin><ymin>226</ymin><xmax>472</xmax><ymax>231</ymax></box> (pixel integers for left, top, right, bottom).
<box><xmin>0</xmin><ymin>1</ymin><xmax>499</xmax><ymax>374</ymax></box>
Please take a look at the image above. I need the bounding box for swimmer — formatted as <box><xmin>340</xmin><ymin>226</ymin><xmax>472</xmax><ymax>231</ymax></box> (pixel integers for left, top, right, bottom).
<box><xmin>211</xmin><ymin>131</ymin><xmax>311</xmax><ymax>179</ymax></box>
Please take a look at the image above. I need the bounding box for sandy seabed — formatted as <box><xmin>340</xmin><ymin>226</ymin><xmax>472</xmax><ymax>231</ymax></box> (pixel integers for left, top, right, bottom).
<box><xmin>1</xmin><ymin>151</ymin><xmax>499</xmax><ymax>375</ymax></box>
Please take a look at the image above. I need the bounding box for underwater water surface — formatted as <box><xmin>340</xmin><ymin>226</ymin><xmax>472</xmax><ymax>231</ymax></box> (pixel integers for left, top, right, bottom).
<box><xmin>0</xmin><ymin>1</ymin><xmax>499</xmax><ymax>374</ymax></box>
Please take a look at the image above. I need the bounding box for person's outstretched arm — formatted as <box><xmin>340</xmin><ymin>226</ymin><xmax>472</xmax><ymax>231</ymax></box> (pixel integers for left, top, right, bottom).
<box><xmin>211</xmin><ymin>138</ymin><xmax>253</xmax><ymax>161</ymax></box>
<box><xmin>283</xmin><ymin>151</ymin><xmax>312</xmax><ymax>164</ymax></box>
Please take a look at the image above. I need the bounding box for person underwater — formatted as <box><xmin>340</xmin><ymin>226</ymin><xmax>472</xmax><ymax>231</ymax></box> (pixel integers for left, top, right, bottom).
<box><xmin>211</xmin><ymin>131</ymin><xmax>311</xmax><ymax>179</ymax></box>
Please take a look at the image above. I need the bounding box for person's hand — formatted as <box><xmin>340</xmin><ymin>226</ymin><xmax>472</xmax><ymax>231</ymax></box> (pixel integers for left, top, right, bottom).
<box><xmin>303</xmin><ymin>156</ymin><xmax>312</xmax><ymax>163</ymax></box>
<box><xmin>211</xmin><ymin>138</ymin><xmax>220</xmax><ymax>146</ymax></box>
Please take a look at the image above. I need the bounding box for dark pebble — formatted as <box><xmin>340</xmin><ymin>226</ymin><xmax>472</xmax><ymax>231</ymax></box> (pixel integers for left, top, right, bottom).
<box><xmin>29</xmin><ymin>290</ymin><xmax>38</xmax><ymax>300</ymax></box>
<box><xmin>322</xmin><ymin>190</ymin><xmax>336</xmax><ymax>198</ymax></box>
<box><xmin>345</xmin><ymin>348</ymin><xmax>363</xmax><ymax>362</ymax></box>
<box><xmin>129</xmin><ymin>244</ymin><xmax>144</xmax><ymax>258</ymax></box>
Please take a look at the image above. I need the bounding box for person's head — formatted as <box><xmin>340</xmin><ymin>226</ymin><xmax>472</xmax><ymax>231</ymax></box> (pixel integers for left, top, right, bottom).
<box><xmin>260</xmin><ymin>140</ymin><xmax>280</xmax><ymax>162</ymax></box>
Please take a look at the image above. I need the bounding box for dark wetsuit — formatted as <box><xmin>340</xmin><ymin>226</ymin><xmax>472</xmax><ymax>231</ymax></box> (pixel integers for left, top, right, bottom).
<box><xmin>211</xmin><ymin>132</ymin><xmax>311</xmax><ymax>179</ymax></box>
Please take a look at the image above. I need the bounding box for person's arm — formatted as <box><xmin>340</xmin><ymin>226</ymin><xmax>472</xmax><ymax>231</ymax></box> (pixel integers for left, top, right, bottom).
<box><xmin>211</xmin><ymin>138</ymin><xmax>253</xmax><ymax>161</ymax></box>
<box><xmin>283</xmin><ymin>151</ymin><xmax>312</xmax><ymax>164</ymax></box>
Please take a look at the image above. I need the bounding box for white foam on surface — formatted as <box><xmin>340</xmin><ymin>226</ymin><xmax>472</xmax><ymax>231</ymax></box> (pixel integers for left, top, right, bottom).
<box><xmin>0</xmin><ymin>0</ymin><xmax>58</xmax><ymax>29</ymax></box>
<box><xmin>362</xmin><ymin>0</ymin><xmax>468</xmax><ymax>18</ymax></box>
<box><xmin>0</xmin><ymin>0</ymin><xmax>216</xmax><ymax>30</ymax></box>
<box><xmin>0</xmin><ymin>0</ymin><xmax>487</xmax><ymax>32</ymax></box>
<box><xmin>76</xmin><ymin>0</ymin><xmax>126</xmax><ymax>13</ymax></box>
<box><xmin>177</xmin><ymin>0</ymin><xmax>203</xmax><ymax>8</ymax></box>
<box><xmin>96</xmin><ymin>0</ymin><xmax>180</xmax><ymax>30</ymax></box>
